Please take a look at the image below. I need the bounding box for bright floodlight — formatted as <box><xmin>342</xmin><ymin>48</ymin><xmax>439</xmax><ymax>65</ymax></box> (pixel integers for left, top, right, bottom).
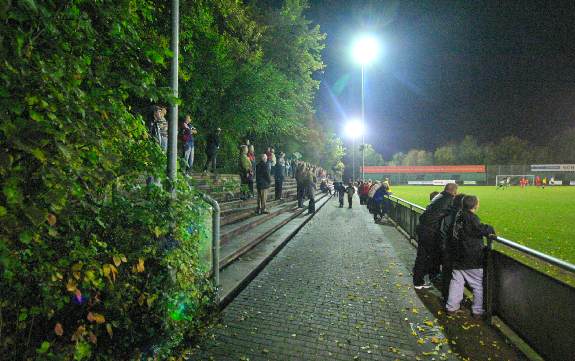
<box><xmin>345</xmin><ymin>119</ymin><xmax>364</xmax><ymax>139</ymax></box>
<box><xmin>352</xmin><ymin>35</ymin><xmax>379</xmax><ymax>65</ymax></box>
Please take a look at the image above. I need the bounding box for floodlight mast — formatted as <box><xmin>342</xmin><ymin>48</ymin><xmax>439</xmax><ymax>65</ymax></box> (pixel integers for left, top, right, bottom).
<box><xmin>352</xmin><ymin>35</ymin><xmax>379</xmax><ymax>180</ymax></box>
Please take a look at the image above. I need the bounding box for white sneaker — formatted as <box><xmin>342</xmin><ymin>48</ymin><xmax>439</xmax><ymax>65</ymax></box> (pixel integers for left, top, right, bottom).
<box><xmin>414</xmin><ymin>283</ymin><xmax>432</xmax><ymax>290</ymax></box>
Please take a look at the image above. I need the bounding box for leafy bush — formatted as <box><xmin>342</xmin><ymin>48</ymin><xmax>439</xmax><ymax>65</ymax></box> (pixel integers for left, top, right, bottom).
<box><xmin>0</xmin><ymin>1</ymin><xmax>213</xmax><ymax>359</ymax></box>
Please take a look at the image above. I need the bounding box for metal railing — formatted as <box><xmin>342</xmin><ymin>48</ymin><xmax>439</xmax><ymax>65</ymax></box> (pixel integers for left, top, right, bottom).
<box><xmin>384</xmin><ymin>195</ymin><xmax>575</xmax><ymax>361</ymax></box>
<box><xmin>201</xmin><ymin>194</ymin><xmax>220</xmax><ymax>304</ymax></box>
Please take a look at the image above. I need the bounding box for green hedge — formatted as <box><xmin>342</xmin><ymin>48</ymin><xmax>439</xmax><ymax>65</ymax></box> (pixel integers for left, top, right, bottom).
<box><xmin>0</xmin><ymin>1</ymin><xmax>214</xmax><ymax>359</ymax></box>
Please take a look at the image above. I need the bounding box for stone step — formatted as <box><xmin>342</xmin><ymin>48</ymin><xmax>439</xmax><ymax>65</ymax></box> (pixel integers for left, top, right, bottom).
<box><xmin>217</xmin><ymin>193</ymin><xmax>333</xmax><ymax>307</ymax></box>
<box><xmin>220</xmin><ymin>202</ymin><xmax>297</xmax><ymax>244</ymax></box>
<box><xmin>218</xmin><ymin>192</ymin><xmax>330</xmax><ymax>271</ymax></box>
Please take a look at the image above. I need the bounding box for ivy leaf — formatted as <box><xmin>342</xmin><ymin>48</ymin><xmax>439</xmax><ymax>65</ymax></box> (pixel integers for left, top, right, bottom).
<box><xmin>106</xmin><ymin>323</ymin><xmax>113</xmax><ymax>339</ymax></box>
<box><xmin>36</xmin><ymin>341</ymin><xmax>50</xmax><ymax>354</ymax></box>
<box><xmin>31</xmin><ymin>148</ymin><xmax>47</xmax><ymax>162</ymax></box>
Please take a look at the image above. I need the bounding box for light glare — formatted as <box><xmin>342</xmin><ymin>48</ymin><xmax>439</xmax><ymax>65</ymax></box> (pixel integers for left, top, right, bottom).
<box><xmin>345</xmin><ymin>119</ymin><xmax>364</xmax><ymax>139</ymax></box>
<box><xmin>353</xmin><ymin>35</ymin><xmax>379</xmax><ymax>65</ymax></box>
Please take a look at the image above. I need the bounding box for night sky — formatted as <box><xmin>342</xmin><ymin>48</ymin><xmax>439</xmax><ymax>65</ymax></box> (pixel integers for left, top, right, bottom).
<box><xmin>308</xmin><ymin>0</ymin><xmax>575</xmax><ymax>157</ymax></box>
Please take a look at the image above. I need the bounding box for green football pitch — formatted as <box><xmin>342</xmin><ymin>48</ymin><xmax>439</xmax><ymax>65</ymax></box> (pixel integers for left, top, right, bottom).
<box><xmin>388</xmin><ymin>185</ymin><xmax>575</xmax><ymax>264</ymax></box>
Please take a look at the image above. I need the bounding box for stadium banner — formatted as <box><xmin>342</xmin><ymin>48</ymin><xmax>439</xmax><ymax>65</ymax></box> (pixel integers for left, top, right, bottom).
<box><xmin>571</xmin><ymin>181</ymin><xmax>575</xmax><ymax>186</ymax></box>
<box><xmin>463</xmin><ymin>181</ymin><xmax>477</xmax><ymax>185</ymax></box>
<box><xmin>531</xmin><ymin>164</ymin><xmax>575</xmax><ymax>172</ymax></box>
<box><xmin>432</xmin><ymin>179</ymin><xmax>456</xmax><ymax>185</ymax></box>
<box><xmin>549</xmin><ymin>180</ymin><xmax>563</xmax><ymax>185</ymax></box>
<box><xmin>407</xmin><ymin>181</ymin><xmax>433</xmax><ymax>185</ymax></box>
<box><xmin>362</xmin><ymin>165</ymin><xmax>486</xmax><ymax>174</ymax></box>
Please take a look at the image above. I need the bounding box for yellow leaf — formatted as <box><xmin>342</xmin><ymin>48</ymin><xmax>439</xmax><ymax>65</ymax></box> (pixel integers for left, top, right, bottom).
<box><xmin>66</xmin><ymin>279</ymin><xmax>77</xmax><ymax>292</ymax></box>
<box><xmin>121</xmin><ymin>255</ymin><xmax>127</xmax><ymax>263</ymax></box>
<box><xmin>71</xmin><ymin>325</ymin><xmax>85</xmax><ymax>342</ymax></box>
<box><xmin>138</xmin><ymin>294</ymin><xmax>145</xmax><ymax>306</ymax></box>
<box><xmin>411</xmin><ymin>308</ymin><xmax>419</xmax><ymax>314</ymax></box>
<box><xmin>102</xmin><ymin>264</ymin><xmax>118</xmax><ymax>282</ymax></box>
<box><xmin>112</xmin><ymin>256</ymin><xmax>122</xmax><ymax>267</ymax></box>
<box><xmin>136</xmin><ymin>258</ymin><xmax>145</xmax><ymax>273</ymax></box>
<box><xmin>87</xmin><ymin>312</ymin><xmax>105</xmax><ymax>324</ymax></box>
<box><xmin>54</xmin><ymin>323</ymin><xmax>64</xmax><ymax>336</ymax></box>
<box><xmin>424</xmin><ymin>320</ymin><xmax>434</xmax><ymax>327</ymax></box>
<box><xmin>106</xmin><ymin>323</ymin><xmax>113</xmax><ymax>339</ymax></box>
<box><xmin>417</xmin><ymin>338</ymin><xmax>425</xmax><ymax>344</ymax></box>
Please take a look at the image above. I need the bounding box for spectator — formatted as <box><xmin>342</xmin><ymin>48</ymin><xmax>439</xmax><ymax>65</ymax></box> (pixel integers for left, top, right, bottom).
<box><xmin>248</xmin><ymin>144</ymin><xmax>256</xmax><ymax>178</ymax></box>
<box><xmin>149</xmin><ymin>105</ymin><xmax>163</xmax><ymax>148</ymax></box>
<box><xmin>367</xmin><ymin>181</ymin><xmax>381</xmax><ymax>215</ymax></box>
<box><xmin>303</xmin><ymin>166</ymin><xmax>316</xmax><ymax>214</ymax></box>
<box><xmin>181</xmin><ymin>115</ymin><xmax>197</xmax><ymax>175</ymax></box>
<box><xmin>203</xmin><ymin>127</ymin><xmax>221</xmax><ymax>173</ymax></box>
<box><xmin>239</xmin><ymin>145</ymin><xmax>253</xmax><ymax>200</ymax></box>
<box><xmin>429</xmin><ymin>191</ymin><xmax>440</xmax><ymax>201</ymax></box>
<box><xmin>345</xmin><ymin>182</ymin><xmax>356</xmax><ymax>208</ymax></box>
<box><xmin>158</xmin><ymin>107</ymin><xmax>168</xmax><ymax>151</ymax></box>
<box><xmin>439</xmin><ymin>193</ymin><xmax>466</xmax><ymax>300</ymax></box>
<box><xmin>274</xmin><ymin>152</ymin><xmax>286</xmax><ymax>200</ymax></box>
<box><xmin>295</xmin><ymin>162</ymin><xmax>306</xmax><ymax>208</ymax></box>
<box><xmin>291</xmin><ymin>158</ymin><xmax>297</xmax><ymax>178</ymax></box>
<box><xmin>446</xmin><ymin>195</ymin><xmax>495</xmax><ymax>319</ymax></box>
<box><xmin>372</xmin><ymin>182</ymin><xmax>390</xmax><ymax>222</ymax></box>
<box><xmin>255</xmin><ymin>154</ymin><xmax>272</xmax><ymax>214</ymax></box>
<box><xmin>413</xmin><ymin>183</ymin><xmax>458</xmax><ymax>289</ymax></box>
<box><xmin>333</xmin><ymin>181</ymin><xmax>345</xmax><ymax>208</ymax></box>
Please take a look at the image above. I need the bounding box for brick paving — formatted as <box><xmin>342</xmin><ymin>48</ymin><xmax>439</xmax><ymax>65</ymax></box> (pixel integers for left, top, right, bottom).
<box><xmin>193</xmin><ymin>196</ymin><xmax>456</xmax><ymax>360</ymax></box>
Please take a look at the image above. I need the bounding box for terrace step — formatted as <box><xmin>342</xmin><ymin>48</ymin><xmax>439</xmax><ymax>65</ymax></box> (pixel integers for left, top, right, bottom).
<box><xmin>218</xmin><ymin>193</ymin><xmax>332</xmax><ymax>307</ymax></box>
<box><xmin>218</xmin><ymin>192</ymin><xmax>330</xmax><ymax>270</ymax></box>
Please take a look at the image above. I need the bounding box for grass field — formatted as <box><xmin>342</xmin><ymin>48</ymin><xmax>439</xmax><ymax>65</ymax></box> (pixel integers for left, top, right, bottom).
<box><xmin>389</xmin><ymin>185</ymin><xmax>575</xmax><ymax>265</ymax></box>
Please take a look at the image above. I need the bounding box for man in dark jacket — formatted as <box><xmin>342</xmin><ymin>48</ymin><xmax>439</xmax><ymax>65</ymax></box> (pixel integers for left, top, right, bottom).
<box><xmin>274</xmin><ymin>152</ymin><xmax>285</xmax><ymax>200</ymax></box>
<box><xmin>438</xmin><ymin>193</ymin><xmax>466</xmax><ymax>300</ymax></box>
<box><xmin>255</xmin><ymin>154</ymin><xmax>272</xmax><ymax>214</ymax></box>
<box><xmin>203</xmin><ymin>127</ymin><xmax>221</xmax><ymax>173</ymax></box>
<box><xmin>446</xmin><ymin>195</ymin><xmax>495</xmax><ymax>318</ymax></box>
<box><xmin>413</xmin><ymin>183</ymin><xmax>458</xmax><ymax>289</ymax></box>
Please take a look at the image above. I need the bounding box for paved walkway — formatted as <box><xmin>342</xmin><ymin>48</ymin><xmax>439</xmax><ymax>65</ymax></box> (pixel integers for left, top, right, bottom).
<box><xmin>193</xmin><ymin>196</ymin><xmax>456</xmax><ymax>360</ymax></box>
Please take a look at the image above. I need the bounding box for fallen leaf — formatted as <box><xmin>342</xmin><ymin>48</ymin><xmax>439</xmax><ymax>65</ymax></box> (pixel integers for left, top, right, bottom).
<box><xmin>106</xmin><ymin>323</ymin><xmax>113</xmax><ymax>339</ymax></box>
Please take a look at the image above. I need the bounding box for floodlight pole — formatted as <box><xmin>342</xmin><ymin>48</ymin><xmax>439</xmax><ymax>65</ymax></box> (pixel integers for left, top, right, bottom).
<box><xmin>167</xmin><ymin>0</ymin><xmax>179</xmax><ymax>192</ymax></box>
<box><xmin>361</xmin><ymin>64</ymin><xmax>365</xmax><ymax>180</ymax></box>
<box><xmin>352</xmin><ymin>137</ymin><xmax>356</xmax><ymax>181</ymax></box>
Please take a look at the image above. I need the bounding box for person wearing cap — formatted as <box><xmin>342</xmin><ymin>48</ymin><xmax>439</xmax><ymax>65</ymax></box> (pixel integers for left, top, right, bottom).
<box><xmin>182</xmin><ymin>115</ymin><xmax>197</xmax><ymax>175</ymax></box>
<box><xmin>203</xmin><ymin>127</ymin><xmax>221</xmax><ymax>173</ymax></box>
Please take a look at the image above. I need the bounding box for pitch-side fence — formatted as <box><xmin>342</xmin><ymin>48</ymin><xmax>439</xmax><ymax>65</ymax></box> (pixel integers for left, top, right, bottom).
<box><xmin>384</xmin><ymin>195</ymin><xmax>575</xmax><ymax>361</ymax></box>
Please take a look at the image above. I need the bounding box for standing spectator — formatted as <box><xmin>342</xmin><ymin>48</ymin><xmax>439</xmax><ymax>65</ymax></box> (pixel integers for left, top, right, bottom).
<box><xmin>303</xmin><ymin>166</ymin><xmax>316</xmax><ymax>214</ymax></box>
<box><xmin>239</xmin><ymin>145</ymin><xmax>253</xmax><ymax>200</ymax></box>
<box><xmin>295</xmin><ymin>162</ymin><xmax>306</xmax><ymax>208</ymax></box>
<box><xmin>439</xmin><ymin>193</ymin><xmax>466</xmax><ymax>301</ymax></box>
<box><xmin>274</xmin><ymin>152</ymin><xmax>286</xmax><ymax>200</ymax></box>
<box><xmin>203</xmin><ymin>127</ymin><xmax>221</xmax><ymax>173</ymax></box>
<box><xmin>446</xmin><ymin>196</ymin><xmax>495</xmax><ymax>319</ymax></box>
<box><xmin>372</xmin><ymin>182</ymin><xmax>390</xmax><ymax>222</ymax></box>
<box><xmin>149</xmin><ymin>105</ymin><xmax>163</xmax><ymax>148</ymax></box>
<box><xmin>334</xmin><ymin>181</ymin><xmax>345</xmax><ymax>208</ymax></box>
<box><xmin>345</xmin><ymin>182</ymin><xmax>356</xmax><ymax>208</ymax></box>
<box><xmin>256</xmin><ymin>154</ymin><xmax>272</xmax><ymax>214</ymax></box>
<box><xmin>291</xmin><ymin>158</ymin><xmax>297</xmax><ymax>178</ymax></box>
<box><xmin>413</xmin><ymin>183</ymin><xmax>458</xmax><ymax>289</ymax></box>
<box><xmin>158</xmin><ymin>107</ymin><xmax>168</xmax><ymax>151</ymax></box>
<box><xmin>181</xmin><ymin>115</ymin><xmax>197</xmax><ymax>175</ymax></box>
<box><xmin>265</xmin><ymin>147</ymin><xmax>272</xmax><ymax>172</ymax></box>
<box><xmin>248</xmin><ymin>144</ymin><xmax>256</xmax><ymax>188</ymax></box>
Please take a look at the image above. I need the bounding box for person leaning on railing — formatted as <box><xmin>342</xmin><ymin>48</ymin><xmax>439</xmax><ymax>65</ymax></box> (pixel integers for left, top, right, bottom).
<box><xmin>445</xmin><ymin>195</ymin><xmax>496</xmax><ymax>320</ymax></box>
<box><xmin>413</xmin><ymin>183</ymin><xmax>458</xmax><ymax>289</ymax></box>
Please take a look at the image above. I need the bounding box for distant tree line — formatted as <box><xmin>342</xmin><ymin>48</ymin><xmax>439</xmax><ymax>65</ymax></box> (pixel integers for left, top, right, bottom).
<box><xmin>361</xmin><ymin>129</ymin><xmax>575</xmax><ymax>167</ymax></box>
